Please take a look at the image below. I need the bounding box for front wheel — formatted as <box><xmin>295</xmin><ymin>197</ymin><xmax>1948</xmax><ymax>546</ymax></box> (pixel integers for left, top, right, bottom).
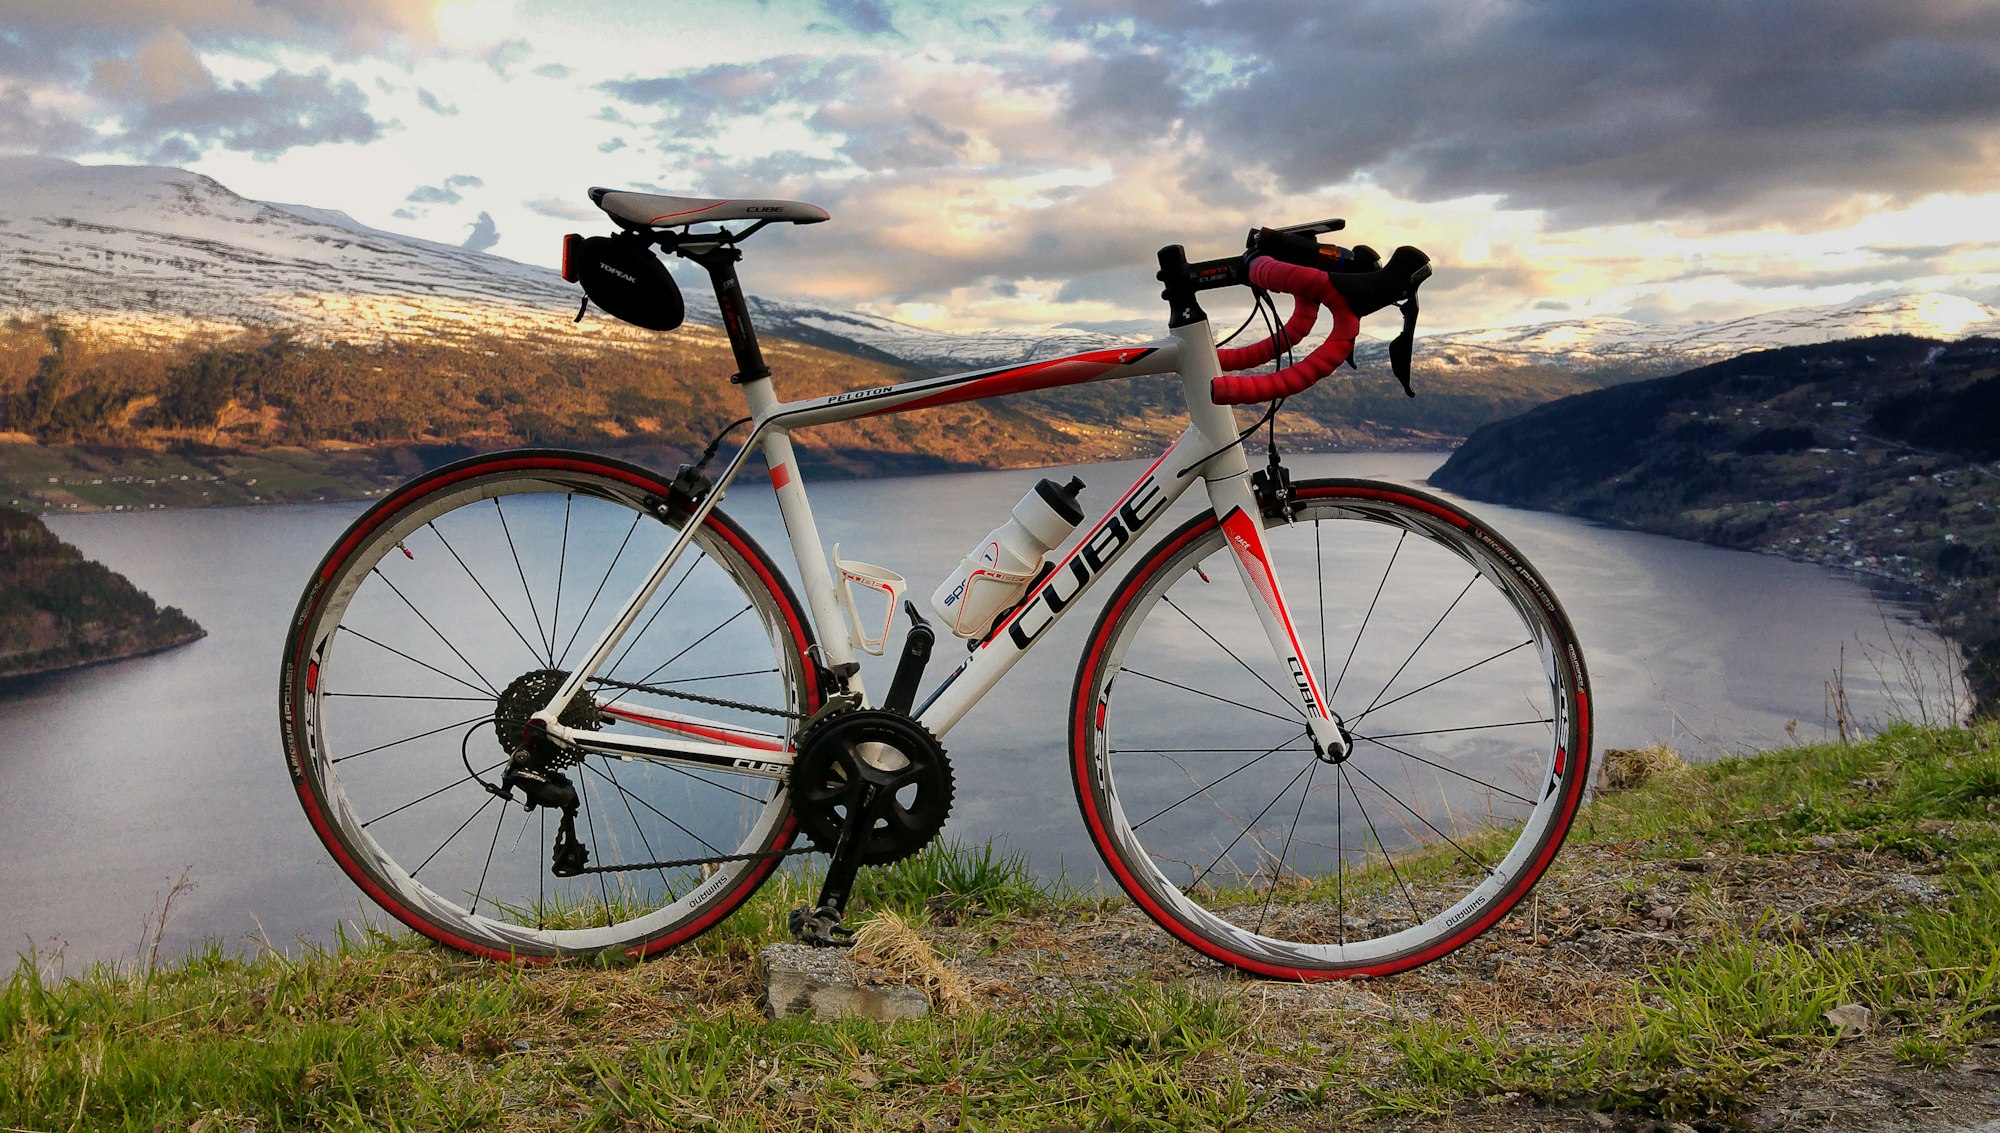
<box><xmin>280</xmin><ymin>450</ymin><xmax>821</xmax><ymax>961</ymax></box>
<box><xmin>1071</xmin><ymin>479</ymin><xmax>1590</xmax><ymax>979</ymax></box>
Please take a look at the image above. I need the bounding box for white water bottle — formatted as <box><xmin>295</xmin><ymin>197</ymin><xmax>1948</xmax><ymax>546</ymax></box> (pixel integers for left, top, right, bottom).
<box><xmin>931</xmin><ymin>476</ymin><xmax>1086</xmax><ymax>638</ymax></box>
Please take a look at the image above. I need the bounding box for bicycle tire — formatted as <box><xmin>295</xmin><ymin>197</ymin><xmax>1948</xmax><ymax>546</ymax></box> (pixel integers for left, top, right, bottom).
<box><xmin>1070</xmin><ymin>478</ymin><xmax>1590</xmax><ymax>979</ymax></box>
<box><xmin>280</xmin><ymin>449</ymin><xmax>821</xmax><ymax>961</ymax></box>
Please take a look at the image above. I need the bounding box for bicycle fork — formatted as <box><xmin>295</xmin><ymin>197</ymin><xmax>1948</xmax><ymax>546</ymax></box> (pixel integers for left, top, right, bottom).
<box><xmin>1178</xmin><ymin>320</ymin><xmax>1350</xmax><ymax>763</ymax></box>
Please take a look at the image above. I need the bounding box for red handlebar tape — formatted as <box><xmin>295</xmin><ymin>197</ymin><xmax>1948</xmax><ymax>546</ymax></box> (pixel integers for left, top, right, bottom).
<box><xmin>1210</xmin><ymin>256</ymin><xmax>1360</xmax><ymax>405</ymax></box>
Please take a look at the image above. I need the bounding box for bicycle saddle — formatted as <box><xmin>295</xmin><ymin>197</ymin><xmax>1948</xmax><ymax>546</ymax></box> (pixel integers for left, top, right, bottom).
<box><xmin>589</xmin><ymin>188</ymin><xmax>830</xmax><ymax>228</ymax></box>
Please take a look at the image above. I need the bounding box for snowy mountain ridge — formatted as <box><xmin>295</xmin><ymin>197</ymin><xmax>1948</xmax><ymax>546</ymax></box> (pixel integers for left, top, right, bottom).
<box><xmin>3</xmin><ymin>156</ymin><xmax>1994</xmax><ymax>378</ymax></box>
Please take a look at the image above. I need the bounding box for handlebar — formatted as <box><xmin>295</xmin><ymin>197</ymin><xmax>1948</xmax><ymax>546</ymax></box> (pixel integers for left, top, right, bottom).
<box><xmin>1158</xmin><ymin>229</ymin><xmax>1432</xmax><ymax>405</ymax></box>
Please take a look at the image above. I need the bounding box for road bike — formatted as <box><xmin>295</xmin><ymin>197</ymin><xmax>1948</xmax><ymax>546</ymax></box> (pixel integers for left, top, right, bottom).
<box><xmin>279</xmin><ymin>187</ymin><xmax>1592</xmax><ymax>980</ymax></box>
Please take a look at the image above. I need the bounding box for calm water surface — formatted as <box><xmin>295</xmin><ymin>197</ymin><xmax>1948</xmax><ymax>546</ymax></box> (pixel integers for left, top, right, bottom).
<box><xmin>0</xmin><ymin>452</ymin><xmax>1948</xmax><ymax>971</ymax></box>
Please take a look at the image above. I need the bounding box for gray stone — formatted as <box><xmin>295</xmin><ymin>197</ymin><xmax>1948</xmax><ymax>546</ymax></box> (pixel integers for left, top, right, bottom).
<box><xmin>759</xmin><ymin>943</ymin><xmax>931</xmax><ymax>1022</ymax></box>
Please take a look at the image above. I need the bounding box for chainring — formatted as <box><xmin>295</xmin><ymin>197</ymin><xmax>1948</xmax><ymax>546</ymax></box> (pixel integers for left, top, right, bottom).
<box><xmin>790</xmin><ymin>709</ymin><xmax>953</xmax><ymax>866</ymax></box>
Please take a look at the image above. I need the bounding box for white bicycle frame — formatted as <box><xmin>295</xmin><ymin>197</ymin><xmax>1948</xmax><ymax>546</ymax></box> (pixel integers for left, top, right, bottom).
<box><xmin>528</xmin><ymin>315</ymin><xmax>1349</xmax><ymax>773</ymax></box>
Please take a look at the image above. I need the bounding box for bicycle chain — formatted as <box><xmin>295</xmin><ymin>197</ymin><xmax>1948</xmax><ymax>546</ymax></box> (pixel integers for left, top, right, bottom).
<box><xmin>563</xmin><ymin>844</ymin><xmax>816</xmax><ymax>876</ymax></box>
<box><xmin>588</xmin><ymin>675</ymin><xmax>809</xmax><ymax>720</ymax></box>
<box><xmin>558</xmin><ymin>677</ymin><xmax>826</xmax><ymax>874</ymax></box>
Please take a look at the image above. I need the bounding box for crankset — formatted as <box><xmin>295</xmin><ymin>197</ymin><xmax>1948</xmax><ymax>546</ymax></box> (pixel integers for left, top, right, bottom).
<box><xmin>787</xmin><ymin>708</ymin><xmax>954</xmax><ymax>945</ymax></box>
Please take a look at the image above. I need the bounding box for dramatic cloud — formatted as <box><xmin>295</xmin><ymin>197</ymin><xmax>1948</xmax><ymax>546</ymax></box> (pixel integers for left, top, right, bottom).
<box><xmin>415</xmin><ymin>88</ymin><xmax>456</xmax><ymax>116</ymax></box>
<box><xmin>1047</xmin><ymin>0</ymin><xmax>2000</xmax><ymax>225</ymax></box>
<box><xmin>407</xmin><ymin>173</ymin><xmax>483</xmax><ymax>204</ymax></box>
<box><xmin>462</xmin><ymin>210</ymin><xmax>499</xmax><ymax>251</ymax></box>
<box><xmin>524</xmin><ymin>194</ymin><xmax>600</xmax><ymax>223</ymax></box>
<box><xmin>820</xmin><ymin>0</ymin><xmax>898</xmax><ymax>36</ymax></box>
<box><xmin>1</xmin><ymin>0</ymin><xmax>443</xmax><ymax>52</ymax></box>
<box><xmin>600</xmin><ymin>55</ymin><xmax>872</xmax><ymax>137</ymax></box>
<box><xmin>112</xmin><ymin>66</ymin><xmax>384</xmax><ymax>161</ymax></box>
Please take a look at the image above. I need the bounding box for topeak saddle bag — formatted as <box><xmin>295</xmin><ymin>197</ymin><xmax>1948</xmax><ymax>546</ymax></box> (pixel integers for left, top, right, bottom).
<box><xmin>561</xmin><ymin>234</ymin><xmax>684</xmax><ymax>331</ymax></box>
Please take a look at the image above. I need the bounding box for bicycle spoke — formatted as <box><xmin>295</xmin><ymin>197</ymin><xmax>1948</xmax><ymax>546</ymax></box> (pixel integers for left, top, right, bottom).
<box><xmin>1351</xmin><ymin>733</ymin><xmax>1536</xmax><ymax>806</ymax></box>
<box><xmin>1132</xmin><ymin>731</ymin><xmax>1310</xmax><ymax>830</ymax></box>
<box><xmin>1360</xmin><ymin>718</ymin><xmax>1552</xmax><ymax>741</ymax></box>
<box><xmin>1119</xmin><ymin>668</ymin><xmax>1305</xmax><ymax>726</ymax></box>
<box><xmin>582</xmin><ymin>761</ymin><xmax>728</xmax><ymax>857</ymax></box>
<box><xmin>1346</xmin><ymin>759</ymin><xmax>1496</xmax><ymax>877</ymax></box>
<box><xmin>1330</xmin><ymin>529</ymin><xmax>1403</xmax><ymax>704</ymax></box>
<box><xmin>1316</xmin><ymin>519</ymin><xmax>1328</xmax><ymax>691</ymax></box>
<box><xmin>1358</xmin><ymin>572</ymin><xmax>1480</xmax><ymax>720</ymax></box>
<box><xmin>1336</xmin><ymin>769</ymin><xmax>1345</xmax><ymax>945</ymax></box>
<box><xmin>1351</xmin><ymin>639</ymin><xmax>1534</xmax><ymax>726</ymax></box>
<box><xmin>549</xmin><ymin>494</ymin><xmax>571</xmax><ymax>657</ymax></box>
<box><xmin>1256</xmin><ymin>760</ymin><xmax>1319</xmax><ymax>935</ymax></box>
<box><xmin>627</xmin><ymin>604</ymin><xmax>754</xmax><ymax>689</ymax></box>
<box><xmin>1162</xmin><ymin>595</ymin><xmax>1297</xmax><ymax>716</ymax></box>
<box><xmin>337</xmin><ymin>626</ymin><xmax>494</xmax><ymax>699</ymax></box>
<box><xmin>428</xmin><ymin>520</ymin><xmax>548</xmax><ymax>669</ymax></box>
<box><xmin>605</xmin><ymin>557</ymin><xmax>701</xmax><ymax>680</ymax></box>
<box><xmin>325</xmin><ymin>692</ymin><xmax>492</xmax><ymax>702</ymax></box>
<box><xmin>1340</xmin><ymin>762</ymin><xmax>1423</xmax><ymax>924</ymax></box>
<box><xmin>471</xmin><ymin>795</ymin><xmax>509</xmax><ymax>913</ymax></box>
<box><xmin>1188</xmin><ymin>758</ymin><xmax>1316</xmax><ymax>891</ymax></box>
<box><xmin>411</xmin><ymin>793</ymin><xmax>497</xmax><ymax>878</ymax></box>
<box><xmin>493</xmin><ymin>497</ymin><xmax>554</xmax><ymax>665</ymax></box>
<box><xmin>371</xmin><ymin>568</ymin><xmax>500</xmax><ymax>695</ymax></box>
<box><xmin>599</xmin><ymin>758</ymin><xmax>674</xmax><ymax>891</ymax></box>
<box><xmin>333</xmin><ymin>714</ymin><xmax>491</xmax><ymax>764</ymax></box>
<box><xmin>577</xmin><ymin>768</ymin><xmax>617</xmax><ymax>925</ymax></box>
<box><xmin>1113</xmin><ymin>746</ymin><xmax>1308</xmax><ymax>754</ymax></box>
<box><xmin>559</xmin><ymin>511</ymin><xmax>644</xmax><ymax>666</ymax></box>
<box><xmin>363</xmin><ymin>759</ymin><xmax>506</xmax><ymax>828</ymax></box>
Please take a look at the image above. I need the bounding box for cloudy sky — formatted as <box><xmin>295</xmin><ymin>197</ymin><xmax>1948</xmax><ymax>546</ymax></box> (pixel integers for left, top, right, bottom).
<box><xmin>3</xmin><ymin>0</ymin><xmax>1998</xmax><ymax>334</ymax></box>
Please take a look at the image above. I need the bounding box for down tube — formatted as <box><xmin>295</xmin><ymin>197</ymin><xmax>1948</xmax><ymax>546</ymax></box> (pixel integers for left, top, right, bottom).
<box><xmin>914</xmin><ymin>427</ymin><xmax>1211</xmax><ymax>737</ymax></box>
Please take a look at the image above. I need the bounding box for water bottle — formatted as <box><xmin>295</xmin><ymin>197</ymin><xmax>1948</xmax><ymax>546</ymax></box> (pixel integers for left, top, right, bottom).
<box><xmin>931</xmin><ymin>476</ymin><xmax>1086</xmax><ymax>638</ymax></box>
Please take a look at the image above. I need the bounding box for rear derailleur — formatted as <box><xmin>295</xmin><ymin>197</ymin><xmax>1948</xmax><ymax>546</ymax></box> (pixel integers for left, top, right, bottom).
<box><xmin>488</xmin><ymin>668</ymin><xmax>602</xmax><ymax>877</ymax></box>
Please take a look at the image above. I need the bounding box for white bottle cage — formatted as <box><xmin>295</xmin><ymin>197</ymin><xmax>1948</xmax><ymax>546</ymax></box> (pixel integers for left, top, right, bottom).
<box><xmin>830</xmin><ymin>544</ymin><xmax>905</xmax><ymax>656</ymax></box>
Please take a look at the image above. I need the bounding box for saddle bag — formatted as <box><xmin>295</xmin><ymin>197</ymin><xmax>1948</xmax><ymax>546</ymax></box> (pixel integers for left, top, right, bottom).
<box><xmin>561</xmin><ymin>234</ymin><xmax>684</xmax><ymax>331</ymax></box>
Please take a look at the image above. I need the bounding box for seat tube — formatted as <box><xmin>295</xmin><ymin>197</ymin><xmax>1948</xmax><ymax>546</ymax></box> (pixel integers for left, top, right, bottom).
<box><xmin>1176</xmin><ymin>317</ymin><xmax>1348</xmax><ymax>759</ymax></box>
<box><xmin>738</xmin><ymin>377</ymin><xmax>868</xmax><ymax>700</ymax></box>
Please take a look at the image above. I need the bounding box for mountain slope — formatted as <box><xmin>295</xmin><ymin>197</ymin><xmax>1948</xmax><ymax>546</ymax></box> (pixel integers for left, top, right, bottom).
<box><xmin>0</xmin><ymin>504</ymin><xmax>204</xmax><ymax>678</ymax></box>
<box><xmin>1432</xmin><ymin>335</ymin><xmax>2000</xmax><ymax>713</ymax></box>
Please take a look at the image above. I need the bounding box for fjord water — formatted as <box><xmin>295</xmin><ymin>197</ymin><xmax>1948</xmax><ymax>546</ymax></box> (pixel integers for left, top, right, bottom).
<box><xmin>0</xmin><ymin>453</ymin><xmax>1950</xmax><ymax>971</ymax></box>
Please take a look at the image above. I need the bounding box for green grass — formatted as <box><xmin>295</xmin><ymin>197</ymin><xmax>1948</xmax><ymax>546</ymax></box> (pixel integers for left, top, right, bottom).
<box><xmin>5</xmin><ymin>723</ymin><xmax>1998</xmax><ymax>1130</ymax></box>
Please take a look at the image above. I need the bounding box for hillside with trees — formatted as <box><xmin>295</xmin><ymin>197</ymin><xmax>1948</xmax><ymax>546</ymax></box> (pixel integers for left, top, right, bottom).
<box><xmin>0</xmin><ymin>505</ymin><xmax>203</xmax><ymax>678</ymax></box>
<box><xmin>1432</xmin><ymin>335</ymin><xmax>2000</xmax><ymax>714</ymax></box>
<box><xmin>0</xmin><ymin>315</ymin><xmax>1605</xmax><ymax>512</ymax></box>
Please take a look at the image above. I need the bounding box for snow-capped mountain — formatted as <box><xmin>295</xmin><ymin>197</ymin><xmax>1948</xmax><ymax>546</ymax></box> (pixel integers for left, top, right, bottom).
<box><xmin>0</xmin><ymin>155</ymin><xmax>1131</xmax><ymax>367</ymax></box>
<box><xmin>1411</xmin><ymin>292</ymin><xmax>2000</xmax><ymax>372</ymax></box>
<box><xmin>2</xmin><ymin>156</ymin><xmax>1994</xmax><ymax>378</ymax></box>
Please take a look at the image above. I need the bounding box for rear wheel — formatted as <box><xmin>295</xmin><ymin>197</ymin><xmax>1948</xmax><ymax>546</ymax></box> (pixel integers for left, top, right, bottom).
<box><xmin>1071</xmin><ymin>479</ymin><xmax>1590</xmax><ymax>979</ymax></box>
<box><xmin>280</xmin><ymin>450</ymin><xmax>819</xmax><ymax>960</ymax></box>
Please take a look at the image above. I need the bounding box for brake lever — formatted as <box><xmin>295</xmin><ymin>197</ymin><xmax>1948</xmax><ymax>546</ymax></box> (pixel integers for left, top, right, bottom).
<box><xmin>1389</xmin><ymin>291</ymin><xmax>1421</xmax><ymax>397</ymax></box>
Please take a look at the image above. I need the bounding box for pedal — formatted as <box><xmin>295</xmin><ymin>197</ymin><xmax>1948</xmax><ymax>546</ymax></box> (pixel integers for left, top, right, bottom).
<box><xmin>788</xmin><ymin>904</ymin><xmax>856</xmax><ymax>948</ymax></box>
<box><xmin>882</xmin><ymin>600</ymin><xmax>934</xmax><ymax>715</ymax></box>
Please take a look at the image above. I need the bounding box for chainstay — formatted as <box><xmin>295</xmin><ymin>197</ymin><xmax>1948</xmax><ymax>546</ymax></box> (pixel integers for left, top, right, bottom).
<box><xmin>567</xmin><ymin>844</ymin><xmax>816</xmax><ymax>875</ymax></box>
<box><xmin>588</xmin><ymin>676</ymin><xmax>809</xmax><ymax>720</ymax></box>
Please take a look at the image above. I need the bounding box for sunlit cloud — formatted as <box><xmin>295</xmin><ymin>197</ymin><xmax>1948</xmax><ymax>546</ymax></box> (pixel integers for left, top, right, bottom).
<box><xmin>0</xmin><ymin>0</ymin><xmax>1996</xmax><ymax>332</ymax></box>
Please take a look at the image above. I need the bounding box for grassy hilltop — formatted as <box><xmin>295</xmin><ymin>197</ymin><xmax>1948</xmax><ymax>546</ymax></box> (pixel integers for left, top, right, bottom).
<box><xmin>5</xmin><ymin>722</ymin><xmax>1998</xmax><ymax>1131</ymax></box>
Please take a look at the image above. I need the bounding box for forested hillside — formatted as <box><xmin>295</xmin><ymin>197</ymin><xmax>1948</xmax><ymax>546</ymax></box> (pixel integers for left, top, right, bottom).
<box><xmin>0</xmin><ymin>505</ymin><xmax>203</xmax><ymax>678</ymax></box>
<box><xmin>0</xmin><ymin>315</ymin><xmax>1603</xmax><ymax>511</ymax></box>
<box><xmin>1433</xmin><ymin>335</ymin><xmax>2000</xmax><ymax>713</ymax></box>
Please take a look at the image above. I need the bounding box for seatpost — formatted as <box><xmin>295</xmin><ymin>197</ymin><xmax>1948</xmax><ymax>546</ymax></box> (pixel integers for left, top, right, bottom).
<box><xmin>685</xmin><ymin>245</ymin><xmax>772</xmax><ymax>385</ymax></box>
